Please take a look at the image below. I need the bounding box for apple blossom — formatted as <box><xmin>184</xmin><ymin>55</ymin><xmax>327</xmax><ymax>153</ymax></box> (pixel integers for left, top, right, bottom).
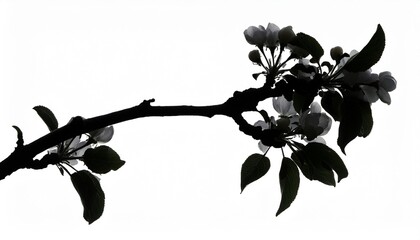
<box><xmin>265</xmin><ymin>23</ymin><xmax>281</xmax><ymax>48</ymax></box>
<box><xmin>278</xmin><ymin>26</ymin><xmax>296</xmax><ymax>45</ymax></box>
<box><xmin>299</xmin><ymin>102</ymin><xmax>332</xmax><ymax>141</ymax></box>
<box><xmin>244</xmin><ymin>25</ymin><xmax>266</xmax><ymax>46</ymax></box>
<box><xmin>377</xmin><ymin>71</ymin><xmax>396</xmax><ymax>104</ymax></box>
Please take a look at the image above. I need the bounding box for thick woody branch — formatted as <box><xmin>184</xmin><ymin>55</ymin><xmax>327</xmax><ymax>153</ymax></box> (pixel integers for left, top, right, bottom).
<box><xmin>0</xmin><ymin>85</ymin><xmax>284</xmax><ymax>181</ymax></box>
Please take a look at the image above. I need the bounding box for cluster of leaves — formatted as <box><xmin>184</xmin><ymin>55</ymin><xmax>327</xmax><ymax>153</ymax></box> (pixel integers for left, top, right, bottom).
<box><xmin>241</xmin><ymin>23</ymin><xmax>396</xmax><ymax>215</ymax></box>
<box><xmin>33</xmin><ymin>106</ymin><xmax>125</xmax><ymax>224</ymax></box>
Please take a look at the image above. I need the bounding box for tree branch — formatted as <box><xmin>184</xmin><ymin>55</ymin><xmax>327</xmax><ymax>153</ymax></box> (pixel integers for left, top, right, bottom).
<box><xmin>0</xmin><ymin>85</ymin><xmax>283</xmax><ymax>181</ymax></box>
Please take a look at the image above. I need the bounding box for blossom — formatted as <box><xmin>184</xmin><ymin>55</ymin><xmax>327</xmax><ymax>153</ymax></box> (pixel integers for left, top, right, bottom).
<box><xmin>377</xmin><ymin>71</ymin><xmax>397</xmax><ymax>104</ymax></box>
<box><xmin>254</xmin><ymin>118</ymin><xmax>275</xmax><ymax>153</ymax></box>
<box><xmin>299</xmin><ymin>102</ymin><xmax>332</xmax><ymax>141</ymax></box>
<box><xmin>244</xmin><ymin>23</ymin><xmax>281</xmax><ymax>48</ymax></box>
<box><xmin>265</xmin><ymin>23</ymin><xmax>280</xmax><ymax>48</ymax></box>
<box><xmin>272</xmin><ymin>96</ymin><xmax>300</xmax><ymax>129</ymax></box>
<box><xmin>273</xmin><ymin>96</ymin><xmax>296</xmax><ymax>116</ymax></box>
<box><xmin>244</xmin><ymin>25</ymin><xmax>266</xmax><ymax>46</ymax></box>
<box><xmin>49</xmin><ymin>135</ymin><xmax>92</xmax><ymax>165</ymax></box>
<box><xmin>49</xmin><ymin>126</ymin><xmax>114</xmax><ymax>165</ymax></box>
<box><xmin>278</xmin><ymin>26</ymin><xmax>296</xmax><ymax>45</ymax></box>
<box><xmin>360</xmin><ymin>71</ymin><xmax>397</xmax><ymax>104</ymax></box>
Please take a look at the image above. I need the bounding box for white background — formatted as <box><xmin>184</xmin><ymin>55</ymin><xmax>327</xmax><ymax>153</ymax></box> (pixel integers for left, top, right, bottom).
<box><xmin>0</xmin><ymin>0</ymin><xmax>419</xmax><ymax>239</ymax></box>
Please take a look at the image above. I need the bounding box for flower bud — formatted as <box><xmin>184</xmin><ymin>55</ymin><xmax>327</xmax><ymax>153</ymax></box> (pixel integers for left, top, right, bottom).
<box><xmin>248</xmin><ymin>50</ymin><xmax>262</xmax><ymax>64</ymax></box>
<box><xmin>278</xmin><ymin>26</ymin><xmax>296</xmax><ymax>45</ymax></box>
<box><xmin>330</xmin><ymin>46</ymin><xmax>343</xmax><ymax>61</ymax></box>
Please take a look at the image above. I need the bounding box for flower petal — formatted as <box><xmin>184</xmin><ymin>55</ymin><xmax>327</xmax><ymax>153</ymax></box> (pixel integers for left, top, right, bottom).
<box><xmin>310</xmin><ymin>102</ymin><xmax>322</xmax><ymax>113</ymax></box>
<box><xmin>254</xmin><ymin>120</ymin><xmax>269</xmax><ymax>130</ymax></box>
<box><xmin>378</xmin><ymin>87</ymin><xmax>391</xmax><ymax>105</ymax></box>
<box><xmin>360</xmin><ymin>85</ymin><xmax>379</xmax><ymax>103</ymax></box>
<box><xmin>379</xmin><ymin>71</ymin><xmax>397</xmax><ymax>92</ymax></box>
<box><xmin>66</xmin><ymin>135</ymin><xmax>81</xmax><ymax>150</ymax></box>
<box><xmin>244</xmin><ymin>26</ymin><xmax>266</xmax><ymax>46</ymax></box>
<box><xmin>258</xmin><ymin>141</ymin><xmax>270</xmax><ymax>153</ymax></box>
<box><xmin>306</xmin><ymin>136</ymin><xmax>326</xmax><ymax>145</ymax></box>
<box><xmin>265</xmin><ymin>23</ymin><xmax>280</xmax><ymax>47</ymax></box>
<box><xmin>273</xmin><ymin>96</ymin><xmax>296</xmax><ymax>116</ymax></box>
<box><xmin>318</xmin><ymin>113</ymin><xmax>332</xmax><ymax>135</ymax></box>
<box><xmin>91</xmin><ymin>126</ymin><xmax>114</xmax><ymax>143</ymax></box>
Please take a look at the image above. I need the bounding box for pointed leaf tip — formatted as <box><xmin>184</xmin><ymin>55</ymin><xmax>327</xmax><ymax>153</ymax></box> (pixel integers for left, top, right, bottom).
<box><xmin>344</xmin><ymin>24</ymin><xmax>385</xmax><ymax>72</ymax></box>
<box><xmin>276</xmin><ymin>157</ymin><xmax>300</xmax><ymax>216</ymax></box>
<box><xmin>240</xmin><ymin>153</ymin><xmax>270</xmax><ymax>193</ymax></box>
<box><xmin>337</xmin><ymin>97</ymin><xmax>373</xmax><ymax>154</ymax></box>
<box><xmin>33</xmin><ymin>105</ymin><xmax>58</xmax><ymax>132</ymax></box>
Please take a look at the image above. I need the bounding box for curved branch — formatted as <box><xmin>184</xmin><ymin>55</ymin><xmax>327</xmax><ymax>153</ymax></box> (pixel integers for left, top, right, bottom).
<box><xmin>0</xmin><ymin>85</ymin><xmax>284</xmax><ymax>181</ymax></box>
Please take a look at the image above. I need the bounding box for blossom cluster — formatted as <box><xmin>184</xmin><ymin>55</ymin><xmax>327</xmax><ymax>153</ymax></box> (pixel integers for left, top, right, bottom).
<box><xmin>243</xmin><ymin>23</ymin><xmax>397</xmax><ymax>153</ymax></box>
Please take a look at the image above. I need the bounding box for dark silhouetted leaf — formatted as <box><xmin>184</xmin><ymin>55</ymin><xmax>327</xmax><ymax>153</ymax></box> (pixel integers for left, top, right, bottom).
<box><xmin>304</xmin><ymin>143</ymin><xmax>348</xmax><ymax>182</ymax></box>
<box><xmin>241</xmin><ymin>153</ymin><xmax>270</xmax><ymax>193</ymax></box>
<box><xmin>358</xmin><ymin>101</ymin><xmax>373</xmax><ymax>138</ymax></box>
<box><xmin>71</xmin><ymin>170</ymin><xmax>105</xmax><ymax>224</ymax></box>
<box><xmin>291</xmin><ymin>144</ymin><xmax>337</xmax><ymax>186</ymax></box>
<box><xmin>293</xmin><ymin>92</ymin><xmax>309</xmax><ymax>113</ymax></box>
<box><xmin>344</xmin><ymin>24</ymin><xmax>385</xmax><ymax>72</ymax></box>
<box><xmin>338</xmin><ymin>96</ymin><xmax>373</xmax><ymax>154</ymax></box>
<box><xmin>290</xmin><ymin>32</ymin><xmax>324</xmax><ymax>62</ymax></box>
<box><xmin>12</xmin><ymin>125</ymin><xmax>24</xmax><ymax>148</ymax></box>
<box><xmin>276</xmin><ymin>157</ymin><xmax>300</xmax><ymax>216</ymax></box>
<box><xmin>33</xmin><ymin>106</ymin><xmax>58</xmax><ymax>132</ymax></box>
<box><xmin>83</xmin><ymin>146</ymin><xmax>125</xmax><ymax>174</ymax></box>
<box><xmin>321</xmin><ymin>90</ymin><xmax>343</xmax><ymax>121</ymax></box>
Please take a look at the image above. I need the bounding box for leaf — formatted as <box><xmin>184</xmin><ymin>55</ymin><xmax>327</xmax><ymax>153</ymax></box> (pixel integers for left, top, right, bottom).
<box><xmin>276</xmin><ymin>157</ymin><xmax>300</xmax><ymax>216</ymax></box>
<box><xmin>33</xmin><ymin>106</ymin><xmax>58</xmax><ymax>132</ymax></box>
<box><xmin>12</xmin><ymin>125</ymin><xmax>24</xmax><ymax>148</ymax></box>
<box><xmin>344</xmin><ymin>24</ymin><xmax>385</xmax><ymax>72</ymax></box>
<box><xmin>240</xmin><ymin>153</ymin><xmax>270</xmax><ymax>193</ymax></box>
<box><xmin>83</xmin><ymin>146</ymin><xmax>125</xmax><ymax>174</ymax></box>
<box><xmin>291</xmin><ymin>144</ymin><xmax>337</xmax><ymax>186</ymax></box>
<box><xmin>321</xmin><ymin>90</ymin><xmax>343</xmax><ymax>121</ymax></box>
<box><xmin>337</xmin><ymin>96</ymin><xmax>373</xmax><ymax>154</ymax></box>
<box><xmin>358</xmin><ymin>101</ymin><xmax>373</xmax><ymax>138</ymax></box>
<box><xmin>292</xmin><ymin>142</ymin><xmax>342</xmax><ymax>186</ymax></box>
<box><xmin>290</xmin><ymin>32</ymin><xmax>324</xmax><ymax>62</ymax></box>
<box><xmin>71</xmin><ymin>170</ymin><xmax>105</xmax><ymax>224</ymax></box>
<box><xmin>304</xmin><ymin>143</ymin><xmax>348</xmax><ymax>182</ymax></box>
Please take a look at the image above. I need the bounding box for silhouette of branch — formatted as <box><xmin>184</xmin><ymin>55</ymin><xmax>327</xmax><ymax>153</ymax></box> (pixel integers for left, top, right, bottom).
<box><xmin>0</xmin><ymin>85</ymin><xmax>283</xmax><ymax>181</ymax></box>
